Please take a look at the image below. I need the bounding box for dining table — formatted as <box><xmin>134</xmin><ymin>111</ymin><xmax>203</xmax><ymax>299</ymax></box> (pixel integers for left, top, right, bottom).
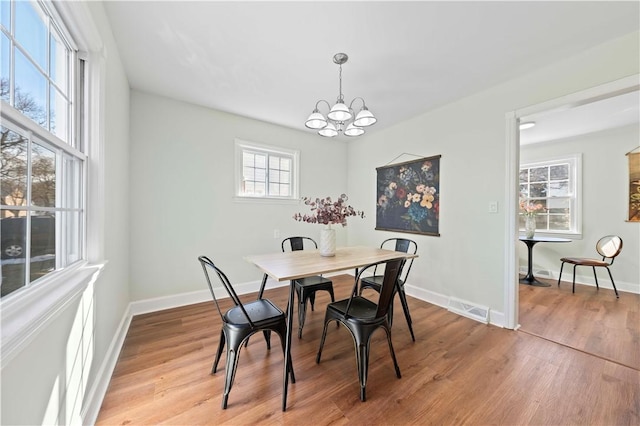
<box><xmin>245</xmin><ymin>245</ymin><xmax>418</xmax><ymax>411</ymax></box>
<box><xmin>519</xmin><ymin>235</ymin><xmax>572</xmax><ymax>286</ymax></box>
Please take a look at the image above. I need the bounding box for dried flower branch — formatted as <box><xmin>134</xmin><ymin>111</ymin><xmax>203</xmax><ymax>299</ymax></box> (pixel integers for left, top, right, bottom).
<box><xmin>293</xmin><ymin>194</ymin><xmax>365</xmax><ymax>227</ymax></box>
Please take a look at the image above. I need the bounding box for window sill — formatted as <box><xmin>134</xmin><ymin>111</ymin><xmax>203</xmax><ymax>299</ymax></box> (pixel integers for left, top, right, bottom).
<box><xmin>0</xmin><ymin>260</ymin><xmax>106</xmax><ymax>368</ymax></box>
<box><xmin>233</xmin><ymin>196</ymin><xmax>300</xmax><ymax>205</ymax></box>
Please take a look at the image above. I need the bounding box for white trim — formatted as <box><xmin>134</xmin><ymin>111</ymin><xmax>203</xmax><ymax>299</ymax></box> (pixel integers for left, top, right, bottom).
<box><xmin>81</xmin><ymin>302</ymin><xmax>131</xmax><ymax>425</ymax></box>
<box><xmin>0</xmin><ymin>261</ymin><xmax>106</xmax><ymax>368</ymax></box>
<box><xmin>504</xmin><ymin>112</ymin><xmax>519</xmax><ymax>330</ymax></box>
<box><xmin>505</xmin><ymin>74</ymin><xmax>640</xmax><ymax>330</ymax></box>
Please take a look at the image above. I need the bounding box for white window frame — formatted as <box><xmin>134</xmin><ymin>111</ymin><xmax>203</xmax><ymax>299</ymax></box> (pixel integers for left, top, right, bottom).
<box><xmin>519</xmin><ymin>153</ymin><xmax>582</xmax><ymax>237</ymax></box>
<box><xmin>234</xmin><ymin>139</ymin><xmax>300</xmax><ymax>203</ymax></box>
<box><xmin>0</xmin><ymin>0</ymin><xmax>105</xmax><ymax>367</ymax></box>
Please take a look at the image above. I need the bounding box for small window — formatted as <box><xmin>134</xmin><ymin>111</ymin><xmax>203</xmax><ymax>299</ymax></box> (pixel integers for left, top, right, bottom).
<box><xmin>519</xmin><ymin>154</ymin><xmax>581</xmax><ymax>235</ymax></box>
<box><xmin>235</xmin><ymin>139</ymin><xmax>299</xmax><ymax>200</ymax></box>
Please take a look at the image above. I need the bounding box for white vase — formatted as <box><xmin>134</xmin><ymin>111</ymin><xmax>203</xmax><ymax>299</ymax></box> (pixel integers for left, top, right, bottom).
<box><xmin>319</xmin><ymin>225</ymin><xmax>336</xmax><ymax>257</ymax></box>
<box><xmin>525</xmin><ymin>215</ymin><xmax>536</xmax><ymax>238</ymax></box>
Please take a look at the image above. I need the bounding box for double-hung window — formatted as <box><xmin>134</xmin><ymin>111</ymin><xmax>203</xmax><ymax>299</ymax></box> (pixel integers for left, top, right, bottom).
<box><xmin>519</xmin><ymin>154</ymin><xmax>581</xmax><ymax>235</ymax></box>
<box><xmin>235</xmin><ymin>139</ymin><xmax>299</xmax><ymax>200</ymax></box>
<box><xmin>1</xmin><ymin>0</ymin><xmax>85</xmax><ymax>299</ymax></box>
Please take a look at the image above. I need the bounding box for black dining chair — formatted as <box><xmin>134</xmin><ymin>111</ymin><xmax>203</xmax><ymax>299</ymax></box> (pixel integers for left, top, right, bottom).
<box><xmin>359</xmin><ymin>238</ymin><xmax>417</xmax><ymax>341</ymax></box>
<box><xmin>557</xmin><ymin>235</ymin><xmax>623</xmax><ymax>298</ymax></box>
<box><xmin>282</xmin><ymin>236</ymin><xmax>335</xmax><ymax>338</ymax></box>
<box><xmin>316</xmin><ymin>258</ymin><xmax>404</xmax><ymax>402</ymax></box>
<box><xmin>197</xmin><ymin>255</ymin><xmax>295</xmax><ymax>409</ymax></box>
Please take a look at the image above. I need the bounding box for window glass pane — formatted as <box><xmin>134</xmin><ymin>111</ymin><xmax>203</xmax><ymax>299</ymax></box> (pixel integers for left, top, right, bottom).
<box><xmin>529</xmin><ymin>167</ymin><xmax>547</xmax><ymax>182</ymax></box>
<box><xmin>269</xmin><ymin>156</ymin><xmax>279</xmax><ymax>169</ymax></box>
<box><xmin>62</xmin><ymin>210</ymin><xmax>81</xmax><ymax>264</ymax></box>
<box><xmin>15</xmin><ymin>49</ymin><xmax>47</xmax><ymax>126</ymax></box>
<box><xmin>244</xmin><ymin>181</ymin><xmax>254</xmax><ymax>194</ymax></box>
<box><xmin>269</xmin><ymin>182</ymin><xmax>278</xmax><ymax>195</ymax></box>
<box><xmin>1</xmin><ymin>127</ymin><xmax>28</xmax><ymax>206</ymax></box>
<box><xmin>519</xmin><ymin>169</ymin><xmax>528</xmax><ymax>184</ymax></box>
<box><xmin>254</xmin><ymin>182</ymin><xmax>265</xmax><ymax>195</ymax></box>
<box><xmin>15</xmin><ymin>0</ymin><xmax>47</xmax><ymax>70</ymax></box>
<box><xmin>530</xmin><ymin>182</ymin><xmax>547</xmax><ymax>198</ymax></box>
<box><xmin>255</xmin><ymin>168</ymin><xmax>265</xmax><ymax>182</ymax></box>
<box><xmin>280</xmin><ymin>158</ymin><xmax>290</xmax><ymax>171</ymax></box>
<box><xmin>0</xmin><ymin>0</ymin><xmax>10</xmax><ymax>30</ymax></box>
<box><xmin>269</xmin><ymin>169</ymin><xmax>279</xmax><ymax>183</ymax></box>
<box><xmin>546</xmin><ymin>198</ymin><xmax>569</xmax><ymax>214</ymax></box>
<box><xmin>31</xmin><ymin>142</ymin><xmax>56</xmax><ymax>207</ymax></box>
<box><xmin>550</xmin><ymin>164</ymin><xmax>569</xmax><ymax>180</ymax></box>
<box><xmin>254</xmin><ymin>154</ymin><xmax>266</xmax><ymax>168</ymax></box>
<box><xmin>50</xmin><ymin>27</ymin><xmax>68</xmax><ymax>94</ymax></box>
<box><xmin>1</xmin><ymin>210</ymin><xmax>27</xmax><ymax>297</ymax></box>
<box><xmin>1</xmin><ymin>33</ymin><xmax>9</xmax><ymax>103</ymax></box>
<box><xmin>50</xmin><ymin>85</ymin><xmax>68</xmax><ymax>141</ymax></box>
<box><xmin>549</xmin><ymin>214</ymin><xmax>571</xmax><ymax>231</ymax></box>
<box><xmin>279</xmin><ymin>183</ymin><xmax>290</xmax><ymax>196</ymax></box>
<box><xmin>549</xmin><ymin>180</ymin><xmax>568</xmax><ymax>197</ymax></box>
<box><xmin>280</xmin><ymin>170</ymin><xmax>290</xmax><ymax>184</ymax></box>
<box><xmin>519</xmin><ymin>184</ymin><xmax>528</xmax><ymax>198</ymax></box>
<box><xmin>30</xmin><ymin>211</ymin><xmax>55</xmax><ymax>283</ymax></box>
<box><xmin>62</xmin><ymin>153</ymin><xmax>81</xmax><ymax>209</ymax></box>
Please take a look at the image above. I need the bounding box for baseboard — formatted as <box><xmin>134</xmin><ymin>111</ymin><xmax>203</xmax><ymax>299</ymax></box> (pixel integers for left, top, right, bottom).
<box><xmin>520</xmin><ymin>266</ymin><xmax>639</xmax><ymax>294</ymax></box>
<box><xmin>81</xmin><ymin>304</ymin><xmax>132</xmax><ymax>425</ymax></box>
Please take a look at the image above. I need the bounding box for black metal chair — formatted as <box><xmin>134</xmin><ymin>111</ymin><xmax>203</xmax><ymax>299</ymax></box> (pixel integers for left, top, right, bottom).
<box><xmin>359</xmin><ymin>238</ymin><xmax>417</xmax><ymax>341</ymax></box>
<box><xmin>557</xmin><ymin>235</ymin><xmax>623</xmax><ymax>298</ymax></box>
<box><xmin>282</xmin><ymin>236</ymin><xmax>335</xmax><ymax>338</ymax></box>
<box><xmin>316</xmin><ymin>258</ymin><xmax>404</xmax><ymax>402</ymax></box>
<box><xmin>197</xmin><ymin>255</ymin><xmax>295</xmax><ymax>409</ymax></box>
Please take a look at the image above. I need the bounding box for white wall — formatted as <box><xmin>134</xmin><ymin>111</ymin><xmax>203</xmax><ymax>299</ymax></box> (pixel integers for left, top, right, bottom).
<box><xmin>128</xmin><ymin>91</ymin><xmax>349</xmax><ymax>301</ymax></box>
<box><xmin>0</xmin><ymin>2</ymin><xmax>131</xmax><ymax>424</ymax></box>
<box><xmin>520</xmin><ymin>124</ymin><xmax>640</xmax><ymax>293</ymax></box>
<box><xmin>346</xmin><ymin>31</ymin><xmax>639</xmax><ymax>317</ymax></box>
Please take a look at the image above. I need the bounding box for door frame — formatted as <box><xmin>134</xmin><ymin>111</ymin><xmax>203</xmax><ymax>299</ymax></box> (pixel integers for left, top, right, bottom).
<box><xmin>503</xmin><ymin>74</ymin><xmax>640</xmax><ymax>330</ymax></box>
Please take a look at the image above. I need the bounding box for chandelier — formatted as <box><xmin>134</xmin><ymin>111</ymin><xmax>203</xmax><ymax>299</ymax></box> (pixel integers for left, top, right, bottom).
<box><xmin>305</xmin><ymin>53</ymin><xmax>377</xmax><ymax>137</ymax></box>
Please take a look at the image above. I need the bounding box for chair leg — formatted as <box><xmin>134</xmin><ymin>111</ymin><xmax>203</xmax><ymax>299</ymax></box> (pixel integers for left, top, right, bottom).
<box><xmin>383</xmin><ymin>325</ymin><xmax>402</xmax><ymax>379</ymax></box>
<box><xmin>396</xmin><ymin>287</ymin><xmax>415</xmax><ymax>342</ymax></box>
<box><xmin>221</xmin><ymin>344</ymin><xmax>242</xmax><ymax>409</ymax></box>
<box><xmin>558</xmin><ymin>262</ymin><xmax>565</xmax><ymax>286</ymax></box>
<box><xmin>263</xmin><ymin>330</ymin><xmax>272</xmax><ymax>350</ymax></box>
<box><xmin>298</xmin><ymin>292</ymin><xmax>308</xmax><ymax>339</ymax></box>
<box><xmin>356</xmin><ymin>340</ymin><xmax>370</xmax><ymax>402</ymax></box>
<box><xmin>605</xmin><ymin>267</ymin><xmax>620</xmax><ymax>298</ymax></box>
<box><xmin>592</xmin><ymin>266</ymin><xmax>599</xmax><ymax>290</ymax></box>
<box><xmin>316</xmin><ymin>317</ymin><xmax>331</xmax><ymax>364</ymax></box>
<box><xmin>572</xmin><ymin>265</ymin><xmax>577</xmax><ymax>293</ymax></box>
<box><xmin>212</xmin><ymin>329</ymin><xmax>225</xmax><ymax>374</ymax></box>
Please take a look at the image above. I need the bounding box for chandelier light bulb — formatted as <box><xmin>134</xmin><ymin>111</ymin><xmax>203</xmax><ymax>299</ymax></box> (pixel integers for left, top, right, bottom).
<box><xmin>304</xmin><ymin>52</ymin><xmax>376</xmax><ymax>138</ymax></box>
<box><xmin>344</xmin><ymin>123</ymin><xmax>365</xmax><ymax>137</ymax></box>
<box><xmin>305</xmin><ymin>110</ymin><xmax>328</xmax><ymax>129</ymax></box>
<box><xmin>318</xmin><ymin>122</ymin><xmax>338</xmax><ymax>137</ymax></box>
<box><xmin>353</xmin><ymin>107</ymin><xmax>377</xmax><ymax>127</ymax></box>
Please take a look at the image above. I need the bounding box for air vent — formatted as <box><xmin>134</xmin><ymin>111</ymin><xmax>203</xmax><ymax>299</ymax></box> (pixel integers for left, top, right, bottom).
<box><xmin>447</xmin><ymin>297</ymin><xmax>490</xmax><ymax>324</ymax></box>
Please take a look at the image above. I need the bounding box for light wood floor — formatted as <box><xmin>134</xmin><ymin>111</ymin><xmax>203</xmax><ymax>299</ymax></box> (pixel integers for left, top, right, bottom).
<box><xmin>96</xmin><ymin>275</ymin><xmax>639</xmax><ymax>425</ymax></box>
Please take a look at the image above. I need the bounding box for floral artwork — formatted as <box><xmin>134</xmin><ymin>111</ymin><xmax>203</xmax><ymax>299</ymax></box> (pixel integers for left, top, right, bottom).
<box><xmin>375</xmin><ymin>155</ymin><xmax>440</xmax><ymax>236</ymax></box>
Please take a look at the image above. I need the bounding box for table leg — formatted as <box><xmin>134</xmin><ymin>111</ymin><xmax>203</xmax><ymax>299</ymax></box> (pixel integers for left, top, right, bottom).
<box><xmin>282</xmin><ymin>281</ymin><xmax>295</xmax><ymax>411</ymax></box>
<box><xmin>520</xmin><ymin>240</ymin><xmax>550</xmax><ymax>287</ymax></box>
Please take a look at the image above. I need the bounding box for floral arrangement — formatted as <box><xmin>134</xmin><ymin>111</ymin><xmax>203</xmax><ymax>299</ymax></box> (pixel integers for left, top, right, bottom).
<box><xmin>293</xmin><ymin>194</ymin><xmax>364</xmax><ymax>227</ymax></box>
<box><xmin>520</xmin><ymin>199</ymin><xmax>545</xmax><ymax>217</ymax></box>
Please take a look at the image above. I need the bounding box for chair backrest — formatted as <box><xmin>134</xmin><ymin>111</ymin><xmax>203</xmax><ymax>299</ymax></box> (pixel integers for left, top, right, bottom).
<box><xmin>282</xmin><ymin>236</ymin><xmax>317</xmax><ymax>252</ymax></box>
<box><xmin>346</xmin><ymin>258</ymin><xmax>404</xmax><ymax>319</ymax></box>
<box><xmin>377</xmin><ymin>238</ymin><xmax>418</xmax><ymax>283</ymax></box>
<box><xmin>596</xmin><ymin>235</ymin><xmax>623</xmax><ymax>264</ymax></box>
<box><xmin>198</xmin><ymin>255</ymin><xmax>256</xmax><ymax>327</ymax></box>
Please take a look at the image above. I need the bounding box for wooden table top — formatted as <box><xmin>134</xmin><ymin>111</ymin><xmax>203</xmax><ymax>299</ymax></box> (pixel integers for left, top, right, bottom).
<box><xmin>245</xmin><ymin>245</ymin><xmax>418</xmax><ymax>282</ymax></box>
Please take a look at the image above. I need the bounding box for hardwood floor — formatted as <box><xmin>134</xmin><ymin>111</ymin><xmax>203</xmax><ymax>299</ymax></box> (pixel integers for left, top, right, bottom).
<box><xmin>96</xmin><ymin>275</ymin><xmax>639</xmax><ymax>425</ymax></box>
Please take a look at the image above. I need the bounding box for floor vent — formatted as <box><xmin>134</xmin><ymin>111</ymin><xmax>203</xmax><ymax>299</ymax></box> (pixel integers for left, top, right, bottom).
<box><xmin>447</xmin><ymin>297</ymin><xmax>490</xmax><ymax>324</ymax></box>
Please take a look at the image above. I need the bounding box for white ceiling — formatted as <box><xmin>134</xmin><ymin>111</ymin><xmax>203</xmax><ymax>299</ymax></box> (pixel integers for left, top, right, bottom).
<box><xmin>102</xmin><ymin>1</ymin><xmax>640</xmax><ymax>139</ymax></box>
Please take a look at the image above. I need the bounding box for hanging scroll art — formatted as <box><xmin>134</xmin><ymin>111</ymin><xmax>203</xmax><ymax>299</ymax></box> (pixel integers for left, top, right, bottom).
<box><xmin>375</xmin><ymin>155</ymin><xmax>440</xmax><ymax>236</ymax></box>
<box><xmin>628</xmin><ymin>148</ymin><xmax>640</xmax><ymax>222</ymax></box>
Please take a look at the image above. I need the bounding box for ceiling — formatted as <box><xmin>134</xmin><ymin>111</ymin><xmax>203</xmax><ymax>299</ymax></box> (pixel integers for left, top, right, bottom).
<box><xmin>102</xmin><ymin>1</ymin><xmax>640</xmax><ymax>139</ymax></box>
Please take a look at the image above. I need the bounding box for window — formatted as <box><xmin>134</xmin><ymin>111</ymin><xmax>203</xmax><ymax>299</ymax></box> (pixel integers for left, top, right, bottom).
<box><xmin>519</xmin><ymin>154</ymin><xmax>581</xmax><ymax>235</ymax></box>
<box><xmin>1</xmin><ymin>0</ymin><xmax>85</xmax><ymax>299</ymax></box>
<box><xmin>235</xmin><ymin>139</ymin><xmax>299</xmax><ymax>200</ymax></box>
